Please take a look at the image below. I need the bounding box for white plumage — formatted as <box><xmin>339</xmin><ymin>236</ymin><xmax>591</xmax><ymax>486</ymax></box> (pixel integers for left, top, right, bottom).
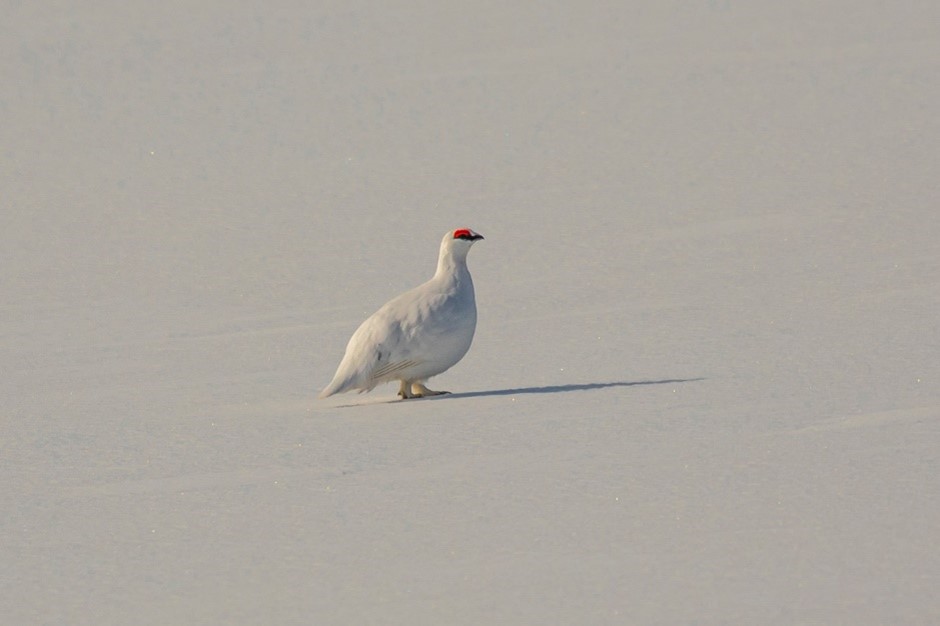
<box><xmin>319</xmin><ymin>228</ymin><xmax>484</xmax><ymax>399</ymax></box>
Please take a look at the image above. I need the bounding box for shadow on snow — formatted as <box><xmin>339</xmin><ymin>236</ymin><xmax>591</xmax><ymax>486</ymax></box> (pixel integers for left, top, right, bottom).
<box><xmin>331</xmin><ymin>378</ymin><xmax>704</xmax><ymax>407</ymax></box>
<box><xmin>439</xmin><ymin>377</ymin><xmax>705</xmax><ymax>400</ymax></box>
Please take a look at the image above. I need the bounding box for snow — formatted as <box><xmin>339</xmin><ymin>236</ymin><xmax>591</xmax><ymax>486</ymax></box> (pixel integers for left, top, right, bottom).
<box><xmin>3</xmin><ymin>1</ymin><xmax>939</xmax><ymax>624</ymax></box>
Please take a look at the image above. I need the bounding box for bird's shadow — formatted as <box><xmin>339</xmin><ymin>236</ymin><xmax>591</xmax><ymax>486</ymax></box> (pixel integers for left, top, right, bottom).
<box><xmin>331</xmin><ymin>378</ymin><xmax>704</xmax><ymax>408</ymax></box>
<box><xmin>437</xmin><ymin>377</ymin><xmax>705</xmax><ymax>400</ymax></box>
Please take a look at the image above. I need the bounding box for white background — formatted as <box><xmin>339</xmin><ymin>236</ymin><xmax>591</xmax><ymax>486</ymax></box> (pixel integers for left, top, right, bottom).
<box><xmin>3</xmin><ymin>1</ymin><xmax>939</xmax><ymax>623</ymax></box>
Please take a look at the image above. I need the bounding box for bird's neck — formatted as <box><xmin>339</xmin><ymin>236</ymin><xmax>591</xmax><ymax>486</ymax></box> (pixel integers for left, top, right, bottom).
<box><xmin>434</xmin><ymin>252</ymin><xmax>470</xmax><ymax>282</ymax></box>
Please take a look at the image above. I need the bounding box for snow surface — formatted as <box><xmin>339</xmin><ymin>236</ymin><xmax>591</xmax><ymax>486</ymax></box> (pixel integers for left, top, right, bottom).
<box><xmin>3</xmin><ymin>1</ymin><xmax>939</xmax><ymax>624</ymax></box>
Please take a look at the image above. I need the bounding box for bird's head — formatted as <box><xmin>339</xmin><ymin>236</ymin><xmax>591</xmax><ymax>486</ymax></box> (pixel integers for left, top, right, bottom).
<box><xmin>438</xmin><ymin>228</ymin><xmax>484</xmax><ymax>267</ymax></box>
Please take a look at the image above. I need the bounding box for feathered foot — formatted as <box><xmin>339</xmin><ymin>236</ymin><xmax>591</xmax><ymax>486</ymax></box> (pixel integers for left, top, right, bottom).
<box><xmin>398</xmin><ymin>381</ymin><xmax>450</xmax><ymax>399</ymax></box>
<box><xmin>398</xmin><ymin>380</ymin><xmax>414</xmax><ymax>399</ymax></box>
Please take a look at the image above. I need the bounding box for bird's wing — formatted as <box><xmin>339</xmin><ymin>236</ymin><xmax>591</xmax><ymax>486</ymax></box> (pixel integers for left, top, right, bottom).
<box><xmin>369</xmin><ymin>358</ymin><xmax>422</xmax><ymax>383</ymax></box>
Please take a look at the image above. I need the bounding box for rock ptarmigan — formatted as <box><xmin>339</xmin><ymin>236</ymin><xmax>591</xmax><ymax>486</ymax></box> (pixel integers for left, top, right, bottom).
<box><xmin>319</xmin><ymin>228</ymin><xmax>484</xmax><ymax>399</ymax></box>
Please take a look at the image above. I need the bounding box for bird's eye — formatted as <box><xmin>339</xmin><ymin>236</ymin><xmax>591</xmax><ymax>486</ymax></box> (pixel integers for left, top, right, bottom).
<box><xmin>453</xmin><ymin>228</ymin><xmax>472</xmax><ymax>240</ymax></box>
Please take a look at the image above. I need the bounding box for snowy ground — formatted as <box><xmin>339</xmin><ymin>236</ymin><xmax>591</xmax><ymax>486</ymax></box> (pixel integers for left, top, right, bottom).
<box><xmin>3</xmin><ymin>1</ymin><xmax>939</xmax><ymax>624</ymax></box>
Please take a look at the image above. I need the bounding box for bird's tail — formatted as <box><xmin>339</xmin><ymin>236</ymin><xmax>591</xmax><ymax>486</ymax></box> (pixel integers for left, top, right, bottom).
<box><xmin>318</xmin><ymin>369</ymin><xmax>359</xmax><ymax>398</ymax></box>
<box><xmin>317</xmin><ymin>381</ymin><xmax>341</xmax><ymax>399</ymax></box>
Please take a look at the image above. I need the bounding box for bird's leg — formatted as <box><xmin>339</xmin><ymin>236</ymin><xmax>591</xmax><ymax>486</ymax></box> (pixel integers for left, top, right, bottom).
<box><xmin>411</xmin><ymin>382</ymin><xmax>450</xmax><ymax>397</ymax></box>
<box><xmin>398</xmin><ymin>380</ymin><xmax>415</xmax><ymax>399</ymax></box>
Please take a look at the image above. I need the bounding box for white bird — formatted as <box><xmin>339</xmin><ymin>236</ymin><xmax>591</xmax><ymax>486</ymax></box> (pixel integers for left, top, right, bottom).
<box><xmin>319</xmin><ymin>228</ymin><xmax>484</xmax><ymax>399</ymax></box>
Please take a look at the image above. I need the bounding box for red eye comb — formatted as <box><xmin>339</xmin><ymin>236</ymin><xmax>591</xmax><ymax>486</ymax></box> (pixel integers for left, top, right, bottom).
<box><xmin>453</xmin><ymin>228</ymin><xmax>484</xmax><ymax>242</ymax></box>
